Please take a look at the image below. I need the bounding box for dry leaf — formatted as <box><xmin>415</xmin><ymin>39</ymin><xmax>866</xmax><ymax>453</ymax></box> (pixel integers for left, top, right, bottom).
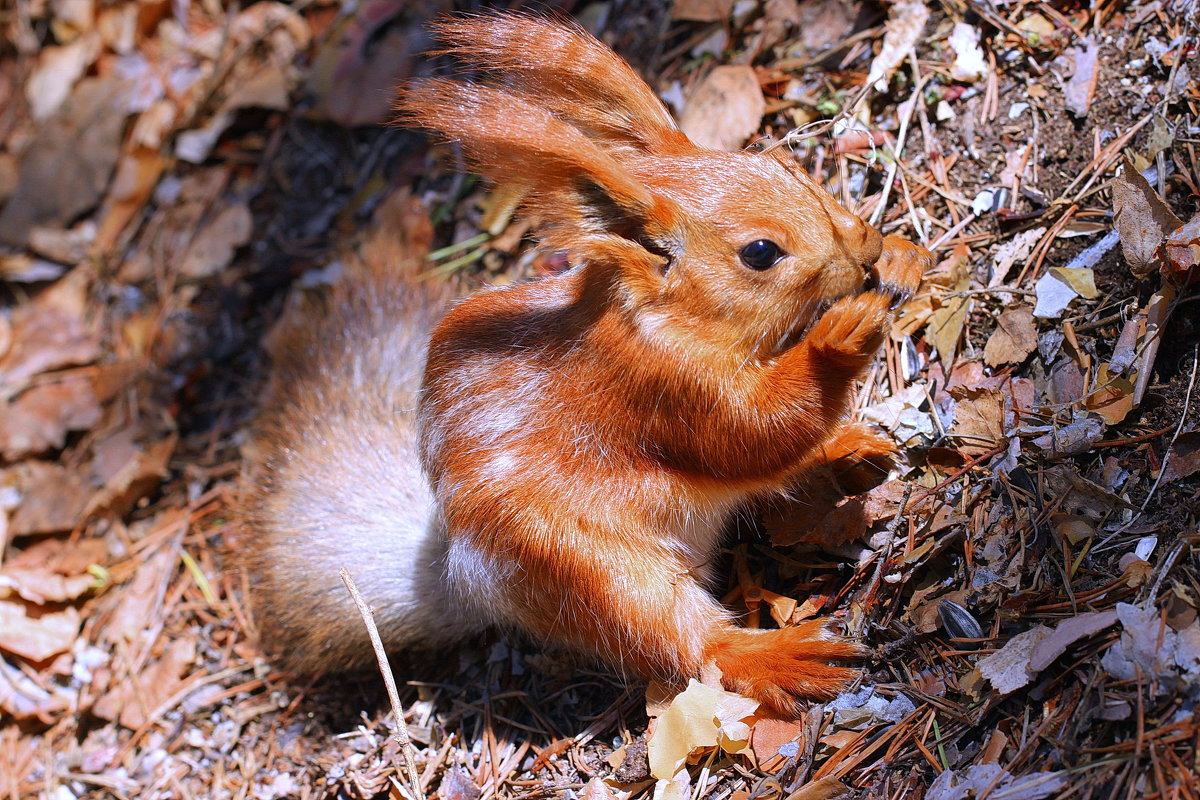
<box><xmin>1033</xmin><ymin>267</ymin><xmax>1097</xmax><ymax>318</ymax></box>
<box><xmin>0</xmin><ymin>269</ymin><xmax>99</xmax><ymax>396</ymax></box>
<box><xmin>0</xmin><ymin>567</ymin><xmax>95</xmax><ymax>604</ymax></box>
<box><xmin>749</xmin><ymin>717</ymin><xmax>807</xmax><ymax>766</ymax></box>
<box><xmin>1064</xmin><ymin>37</ymin><xmax>1101</xmax><ymax>117</ymax></box>
<box><xmin>990</xmin><ymin>228</ymin><xmax>1045</xmax><ymax>287</ymax></box>
<box><xmin>93</xmin><ymin>636</ymin><xmax>196</xmax><ymax>729</ymax></box>
<box><xmin>25</xmin><ymin>33</ymin><xmax>99</xmax><ymax>120</ymax></box>
<box><xmin>948</xmin><ymin>386</ymin><xmax>1005</xmax><ymax>457</ymax></box>
<box><xmin>784</xmin><ymin>777</ymin><xmax>850</xmax><ymax>800</ymax></box>
<box><xmin>1164</xmin><ymin>212</ymin><xmax>1200</xmax><ymax>285</ymax></box>
<box><xmin>984</xmin><ymin>306</ymin><xmax>1038</xmax><ymax>366</ymax></box>
<box><xmin>648</xmin><ymin>680</ymin><xmax>757</xmax><ymax>796</ymax></box>
<box><xmin>0</xmin><ymin>77</ymin><xmax>127</xmax><ymax>247</ymax></box>
<box><xmin>179</xmin><ymin>203</ymin><xmax>253</xmax><ymax>278</ymax></box>
<box><xmin>0</xmin><ymin>376</ymin><xmax>102</xmax><ymax>460</ymax></box>
<box><xmin>977</xmin><ymin>625</ymin><xmax>1051</xmax><ymax>694</ymax></box>
<box><xmin>0</xmin><ymin>654</ymin><xmax>74</xmax><ymax>721</ymax></box>
<box><xmin>1083</xmin><ymin>364</ymin><xmax>1135</xmax><ymax>425</ymax></box>
<box><xmin>5</xmin><ymin>461</ymin><xmax>94</xmax><ymax>537</ymax></box>
<box><xmin>1028</xmin><ymin>610</ymin><xmax>1118</xmax><ymax>671</ymax></box>
<box><xmin>948</xmin><ymin>22</ymin><xmax>987</xmax><ymax>82</ymax></box>
<box><xmin>579</xmin><ymin>778</ymin><xmax>617</xmax><ymax>800</ymax></box>
<box><xmin>84</xmin><ymin>434</ymin><xmax>177</xmax><ymax>518</ymax></box>
<box><xmin>672</xmin><ymin>0</ymin><xmax>733</xmax><ymax>22</ymax></box>
<box><xmin>0</xmin><ymin>600</ymin><xmax>81</xmax><ymax>662</ymax></box>
<box><xmin>1113</xmin><ymin>156</ymin><xmax>1184</xmax><ymax>278</ymax></box>
<box><xmin>867</xmin><ymin>0</ymin><xmax>929</xmax><ymax>91</ymax></box>
<box><xmin>93</xmin><ymin>147</ymin><xmax>167</xmax><ymax>257</ymax></box>
<box><xmin>678</xmin><ymin>66</ymin><xmax>766</xmax><ymax>152</ymax></box>
<box><xmin>1160</xmin><ymin>432</ymin><xmax>1200</xmax><ymax>483</ymax></box>
<box><xmin>925</xmin><ymin>249</ymin><xmax>970</xmax><ymax>367</ymax></box>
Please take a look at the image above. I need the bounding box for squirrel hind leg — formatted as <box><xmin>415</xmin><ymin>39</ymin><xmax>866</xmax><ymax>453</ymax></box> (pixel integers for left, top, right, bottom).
<box><xmin>708</xmin><ymin>620</ymin><xmax>867</xmax><ymax>717</ymax></box>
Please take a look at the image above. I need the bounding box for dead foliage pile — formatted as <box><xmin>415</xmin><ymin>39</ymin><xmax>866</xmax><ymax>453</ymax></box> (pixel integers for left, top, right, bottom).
<box><xmin>1</xmin><ymin>0</ymin><xmax>1198</xmax><ymax>798</ymax></box>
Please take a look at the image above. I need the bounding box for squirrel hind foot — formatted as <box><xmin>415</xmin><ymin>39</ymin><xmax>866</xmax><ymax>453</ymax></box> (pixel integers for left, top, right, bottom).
<box><xmin>708</xmin><ymin>619</ymin><xmax>867</xmax><ymax>718</ymax></box>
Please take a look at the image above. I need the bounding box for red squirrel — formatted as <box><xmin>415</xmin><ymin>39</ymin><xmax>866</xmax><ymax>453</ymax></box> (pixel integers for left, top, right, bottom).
<box><xmin>241</xmin><ymin>13</ymin><xmax>930</xmax><ymax>717</ymax></box>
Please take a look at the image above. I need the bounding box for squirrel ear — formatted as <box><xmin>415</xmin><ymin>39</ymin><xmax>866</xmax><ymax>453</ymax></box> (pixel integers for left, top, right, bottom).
<box><xmin>398</xmin><ymin>79</ymin><xmax>681</xmax><ymax>266</ymax></box>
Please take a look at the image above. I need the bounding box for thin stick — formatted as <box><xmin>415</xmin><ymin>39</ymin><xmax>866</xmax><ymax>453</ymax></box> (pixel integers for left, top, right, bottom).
<box><xmin>340</xmin><ymin>568</ymin><xmax>425</xmax><ymax>800</ymax></box>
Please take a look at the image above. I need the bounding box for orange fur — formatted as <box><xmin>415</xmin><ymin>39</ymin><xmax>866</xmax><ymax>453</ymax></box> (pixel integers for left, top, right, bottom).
<box><xmin>242</xmin><ymin>13</ymin><xmax>932</xmax><ymax>714</ymax></box>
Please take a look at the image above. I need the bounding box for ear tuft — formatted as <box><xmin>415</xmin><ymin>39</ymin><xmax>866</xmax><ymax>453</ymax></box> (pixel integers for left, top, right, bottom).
<box><xmin>428</xmin><ymin>12</ymin><xmax>680</xmax><ymax>153</ymax></box>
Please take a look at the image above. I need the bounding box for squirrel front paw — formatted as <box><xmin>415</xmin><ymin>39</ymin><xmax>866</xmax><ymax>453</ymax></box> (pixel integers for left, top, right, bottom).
<box><xmin>708</xmin><ymin>620</ymin><xmax>866</xmax><ymax>717</ymax></box>
<box><xmin>873</xmin><ymin>236</ymin><xmax>932</xmax><ymax>307</ymax></box>
<box><xmin>806</xmin><ymin>292</ymin><xmax>893</xmax><ymax>369</ymax></box>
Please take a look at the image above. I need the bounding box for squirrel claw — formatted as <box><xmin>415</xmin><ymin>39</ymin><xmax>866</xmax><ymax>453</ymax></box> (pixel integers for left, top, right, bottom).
<box><xmin>873</xmin><ymin>236</ymin><xmax>932</xmax><ymax>306</ymax></box>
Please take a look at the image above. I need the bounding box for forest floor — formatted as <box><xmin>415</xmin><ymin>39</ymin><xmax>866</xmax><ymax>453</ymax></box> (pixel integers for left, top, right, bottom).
<box><xmin>2</xmin><ymin>0</ymin><xmax>1199</xmax><ymax>799</ymax></box>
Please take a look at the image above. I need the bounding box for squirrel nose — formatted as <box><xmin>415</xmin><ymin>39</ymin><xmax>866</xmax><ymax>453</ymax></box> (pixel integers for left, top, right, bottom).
<box><xmin>826</xmin><ymin>202</ymin><xmax>883</xmax><ymax>274</ymax></box>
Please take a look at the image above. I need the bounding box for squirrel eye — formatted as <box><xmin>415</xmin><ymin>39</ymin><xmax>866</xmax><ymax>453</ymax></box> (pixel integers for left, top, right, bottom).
<box><xmin>738</xmin><ymin>239</ymin><xmax>784</xmax><ymax>270</ymax></box>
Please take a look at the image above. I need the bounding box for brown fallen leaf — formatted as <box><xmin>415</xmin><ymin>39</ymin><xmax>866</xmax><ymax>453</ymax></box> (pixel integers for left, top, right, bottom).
<box><xmin>84</xmin><ymin>434</ymin><xmax>177</xmax><ymax>519</ymax></box>
<box><xmin>0</xmin><ymin>653</ymin><xmax>74</xmax><ymax>721</ymax></box>
<box><xmin>1063</xmin><ymin>36</ymin><xmax>1100</xmax><ymax>118</ymax></box>
<box><xmin>92</xmin><ymin>146</ymin><xmax>167</xmax><ymax>258</ymax></box>
<box><xmin>678</xmin><ymin>65</ymin><xmax>766</xmax><ymax>152</ymax></box>
<box><xmin>0</xmin><ymin>76</ymin><xmax>127</xmax><ymax>247</ymax></box>
<box><xmin>579</xmin><ymin>778</ymin><xmax>618</xmax><ymax>800</ymax></box>
<box><xmin>1028</xmin><ymin>610</ymin><xmax>1118</xmax><ymax>671</ymax></box>
<box><xmin>948</xmin><ymin>386</ymin><xmax>1006</xmax><ymax>457</ymax></box>
<box><xmin>1165</xmin><ymin>212</ymin><xmax>1200</xmax><ymax>285</ymax></box>
<box><xmin>1112</xmin><ymin>155</ymin><xmax>1184</xmax><ymax>278</ymax></box>
<box><xmin>179</xmin><ymin>202</ymin><xmax>253</xmax><ymax>279</ymax></box>
<box><xmin>5</xmin><ymin>461</ymin><xmax>94</xmax><ymax>537</ymax></box>
<box><xmin>1083</xmin><ymin>364</ymin><xmax>1135</xmax><ymax>425</ymax></box>
<box><xmin>0</xmin><ymin>375</ymin><xmax>102</xmax><ymax>461</ymax></box>
<box><xmin>925</xmin><ymin>247</ymin><xmax>971</xmax><ymax>368</ymax></box>
<box><xmin>0</xmin><ymin>567</ymin><xmax>94</xmax><ymax>604</ymax></box>
<box><xmin>93</xmin><ymin>636</ymin><xmax>196</xmax><ymax>729</ymax></box>
<box><xmin>1160</xmin><ymin>431</ymin><xmax>1200</xmax><ymax>483</ymax></box>
<box><xmin>0</xmin><ymin>268</ymin><xmax>100</xmax><ymax>396</ymax></box>
<box><xmin>749</xmin><ymin>716</ymin><xmax>807</xmax><ymax>767</ymax></box>
<box><xmin>983</xmin><ymin>305</ymin><xmax>1038</xmax><ymax>366</ymax></box>
<box><xmin>0</xmin><ymin>600</ymin><xmax>81</xmax><ymax>662</ymax></box>
<box><xmin>307</xmin><ymin>0</ymin><xmax>432</xmax><ymax>127</ymax></box>
<box><xmin>672</xmin><ymin>0</ymin><xmax>733</xmax><ymax>21</ymax></box>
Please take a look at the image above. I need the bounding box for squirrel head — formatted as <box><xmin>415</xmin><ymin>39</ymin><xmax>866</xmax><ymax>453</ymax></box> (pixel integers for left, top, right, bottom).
<box><xmin>396</xmin><ymin>12</ymin><xmax>885</xmax><ymax>362</ymax></box>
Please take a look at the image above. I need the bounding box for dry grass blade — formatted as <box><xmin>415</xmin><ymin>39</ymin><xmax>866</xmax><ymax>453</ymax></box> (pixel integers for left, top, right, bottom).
<box><xmin>340</xmin><ymin>568</ymin><xmax>425</xmax><ymax>800</ymax></box>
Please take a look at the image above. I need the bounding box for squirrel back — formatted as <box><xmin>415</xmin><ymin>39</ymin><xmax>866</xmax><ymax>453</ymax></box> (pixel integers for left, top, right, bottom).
<box><xmin>242</xmin><ymin>13</ymin><xmax>930</xmax><ymax>715</ymax></box>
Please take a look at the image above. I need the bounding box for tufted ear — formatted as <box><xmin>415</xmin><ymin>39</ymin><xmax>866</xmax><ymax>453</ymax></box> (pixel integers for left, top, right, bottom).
<box><xmin>397</xmin><ymin>79</ymin><xmax>683</xmax><ymax>272</ymax></box>
<box><xmin>428</xmin><ymin>12</ymin><xmax>682</xmax><ymax>154</ymax></box>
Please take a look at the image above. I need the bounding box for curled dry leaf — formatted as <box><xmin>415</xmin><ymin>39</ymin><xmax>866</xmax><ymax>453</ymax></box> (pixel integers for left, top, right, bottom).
<box><xmin>0</xmin><ymin>375</ymin><xmax>102</xmax><ymax>461</ymax></box>
<box><xmin>947</xmin><ymin>386</ymin><xmax>1005</xmax><ymax>457</ymax></box>
<box><xmin>0</xmin><ymin>654</ymin><xmax>74</xmax><ymax>721</ymax></box>
<box><xmin>983</xmin><ymin>305</ymin><xmax>1038</xmax><ymax>366</ymax></box>
<box><xmin>679</xmin><ymin>66</ymin><xmax>766</xmax><ymax>152</ymax></box>
<box><xmin>1112</xmin><ymin>156</ymin><xmax>1183</xmax><ymax>278</ymax></box>
<box><xmin>0</xmin><ymin>567</ymin><xmax>95</xmax><ymax>604</ymax></box>
<box><xmin>867</xmin><ymin>0</ymin><xmax>929</xmax><ymax>91</ymax></box>
<box><xmin>0</xmin><ymin>268</ymin><xmax>99</xmax><ymax>397</ymax></box>
<box><xmin>0</xmin><ymin>600</ymin><xmax>81</xmax><ymax>662</ymax></box>
<box><xmin>1063</xmin><ymin>36</ymin><xmax>1100</xmax><ymax>117</ymax></box>
<box><xmin>648</xmin><ymin>680</ymin><xmax>757</xmax><ymax>800</ymax></box>
<box><xmin>0</xmin><ymin>76</ymin><xmax>127</xmax><ymax>247</ymax></box>
<box><xmin>179</xmin><ymin>202</ymin><xmax>253</xmax><ymax>279</ymax></box>
<box><xmin>1164</xmin><ymin>212</ymin><xmax>1200</xmax><ymax>285</ymax></box>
